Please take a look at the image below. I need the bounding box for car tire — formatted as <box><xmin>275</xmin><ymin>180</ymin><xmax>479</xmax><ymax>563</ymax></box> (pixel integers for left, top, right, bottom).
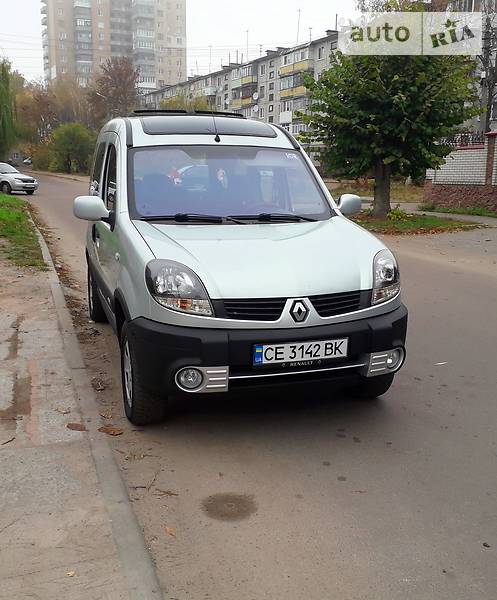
<box><xmin>347</xmin><ymin>374</ymin><xmax>394</xmax><ymax>399</ymax></box>
<box><xmin>26</xmin><ymin>190</ymin><xmax>34</xmax><ymax>195</ymax></box>
<box><xmin>1</xmin><ymin>182</ymin><xmax>12</xmax><ymax>194</ymax></box>
<box><xmin>120</xmin><ymin>322</ymin><xmax>167</xmax><ymax>425</ymax></box>
<box><xmin>87</xmin><ymin>264</ymin><xmax>108</xmax><ymax>323</ymax></box>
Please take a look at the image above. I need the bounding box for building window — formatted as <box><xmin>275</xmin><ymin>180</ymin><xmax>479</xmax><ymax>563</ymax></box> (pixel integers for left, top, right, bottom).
<box><xmin>59</xmin><ymin>32</ymin><xmax>67</xmax><ymax>40</ymax></box>
<box><xmin>268</xmin><ymin>116</ymin><xmax>274</xmax><ymax>123</ymax></box>
<box><xmin>269</xmin><ymin>93</ymin><xmax>274</xmax><ymax>101</ymax></box>
<box><xmin>57</xmin><ymin>8</ymin><xmax>63</xmax><ymax>15</ymax></box>
<box><xmin>269</xmin><ymin>71</ymin><xmax>274</xmax><ymax>79</ymax></box>
<box><xmin>99</xmin><ymin>33</ymin><xmax>104</xmax><ymax>40</ymax></box>
<box><xmin>260</xmin><ymin>64</ymin><xmax>266</xmax><ymax>75</ymax></box>
<box><xmin>176</xmin><ymin>37</ymin><xmax>182</xmax><ymax>44</ymax></box>
<box><xmin>259</xmin><ymin>85</ymin><xmax>265</xmax><ymax>98</ymax></box>
<box><xmin>318</xmin><ymin>46</ymin><xmax>324</xmax><ymax>60</ymax></box>
<box><xmin>269</xmin><ymin>104</ymin><xmax>273</xmax><ymax>112</ymax></box>
<box><xmin>269</xmin><ymin>60</ymin><xmax>274</xmax><ymax>67</ymax></box>
<box><xmin>98</xmin><ymin>21</ymin><xmax>104</xmax><ymax>28</ymax></box>
<box><xmin>269</xmin><ymin>82</ymin><xmax>274</xmax><ymax>90</ymax></box>
<box><xmin>98</xmin><ymin>8</ymin><xmax>103</xmax><ymax>16</ymax></box>
<box><xmin>259</xmin><ymin>107</ymin><xmax>265</xmax><ymax>118</ymax></box>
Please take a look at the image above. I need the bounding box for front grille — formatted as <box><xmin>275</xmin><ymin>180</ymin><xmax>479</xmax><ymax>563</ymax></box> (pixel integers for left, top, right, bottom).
<box><xmin>214</xmin><ymin>290</ymin><xmax>371</xmax><ymax>321</ymax></box>
<box><xmin>22</xmin><ymin>178</ymin><xmax>35</xmax><ymax>183</ymax></box>
<box><xmin>310</xmin><ymin>290</ymin><xmax>367</xmax><ymax>318</ymax></box>
<box><xmin>220</xmin><ymin>298</ymin><xmax>287</xmax><ymax>321</ymax></box>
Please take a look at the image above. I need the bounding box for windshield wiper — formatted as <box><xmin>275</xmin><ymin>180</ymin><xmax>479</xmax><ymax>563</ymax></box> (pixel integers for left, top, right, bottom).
<box><xmin>139</xmin><ymin>213</ymin><xmax>246</xmax><ymax>224</ymax></box>
<box><xmin>228</xmin><ymin>212</ymin><xmax>317</xmax><ymax>223</ymax></box>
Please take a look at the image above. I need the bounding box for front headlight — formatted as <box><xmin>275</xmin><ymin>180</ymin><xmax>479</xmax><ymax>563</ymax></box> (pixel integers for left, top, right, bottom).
<box><xmin>372</xmin><ymin>249</ymin><xmax>400</xmax><ymax>305</ymax></box>
<box><xmin>145</xmin><ymin>260</ymin><xmax>213</xmax><ymax>316</ymax></box>
<box><xmin>14</xmin><ymin>178</ymin><xmax>24</xmax><ymax>182</ymax></box>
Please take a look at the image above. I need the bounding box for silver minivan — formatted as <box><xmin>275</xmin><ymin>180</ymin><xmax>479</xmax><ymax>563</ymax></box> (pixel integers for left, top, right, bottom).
<box><xmin>74</xmin><ymin>111</ymin><xmax>407</xmax><ymax>425</ymax></box>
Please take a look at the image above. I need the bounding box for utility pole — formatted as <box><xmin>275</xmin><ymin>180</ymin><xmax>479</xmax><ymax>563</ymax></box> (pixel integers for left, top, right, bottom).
<box><xmin>481</xmin><ymin>11</ymin><xmax>493</xmax><ymax>132</ymax></box>
<box><xmin>246</xmin><ymin>30</ymin><xmax>249</xmax><ymax>63</ymax></box>
<box><xmin>296</xmin><ymin>9</ymin><xmax>301</xmax><ymax>45</ymax></box>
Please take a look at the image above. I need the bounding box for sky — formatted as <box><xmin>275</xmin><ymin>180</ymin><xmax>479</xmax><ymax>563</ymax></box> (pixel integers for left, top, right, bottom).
<box><xmin>0</xmin><ymin>0</ymin><xmax>358</xmax><ymax>82</ymax></box>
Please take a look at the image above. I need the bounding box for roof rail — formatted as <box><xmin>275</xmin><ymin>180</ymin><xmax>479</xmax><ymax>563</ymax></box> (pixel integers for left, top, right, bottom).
<box><xmin>132</xmin><ymin>109</ymin><xmax>245</xmax><ymax>119</ymax></box>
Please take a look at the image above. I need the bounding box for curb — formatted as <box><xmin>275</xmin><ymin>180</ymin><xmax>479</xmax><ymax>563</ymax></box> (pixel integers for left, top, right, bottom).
<box><xmin>31</xmin><ymin>170</ymin><xmax>89</xmax><ymax>183</ymax></box>
<box><xmin>33</xmin><ymin>223</ymin><xmax>163</xmax><ymax>600</ymax></box>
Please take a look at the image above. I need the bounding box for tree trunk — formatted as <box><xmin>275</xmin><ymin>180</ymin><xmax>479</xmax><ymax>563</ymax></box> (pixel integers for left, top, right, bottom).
<box><xmin>373</xmin><ymin>159</ymin><xmax>391</xmax><ymax>217</ymax></box>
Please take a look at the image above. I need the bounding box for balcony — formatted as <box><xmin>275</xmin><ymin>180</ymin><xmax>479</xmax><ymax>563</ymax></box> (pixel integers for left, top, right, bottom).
<box><xmin>241</xmin><ymin>97</ymin><xmax>255</xmax><ymax>107</ymax></box>
<box><xmin>40</xmin><ymin>4</ymin><xmax>47</xmax><ymax>14</ymax></box>
<box><xmin>230</xmin><ymin>98</ymin><xmax>242</xmax><ymax>109</ymax></box>
<box><xmin>73</xmin><ymin>0</ymin><xmax>91</xmax><ymax>7</ymax></box>
<box><xmin>41</xmin><ymin>16</ymin><xmax>47</xmax><ymax>26</ymax></box>
<box><xmin>279</xmin><ymin>59</ymin><xmax>313</xmax><ymax>76</ymax></box>
<box><xmin>241</xmin><ymin>75</ymin><xmax>257</xmax><ymax>86</ymax></box>
<box><xmin>280</xmin><ymin>85</ymin><xmax>307</xmax><ymax>99</ymax></box>
<box><xmin>203</xmin><ymin>85</ymin><xmax>217</xmax><ymax>96</ymax></box>
<box><xmin>231</xmin><ymin>78</ymin><xmax>241</xmax><ymax>89</ymax></box>
<box><xmin>279</xmin><ymin>110</ymin><xmax>293</xmax><ymax>124</ymax></box>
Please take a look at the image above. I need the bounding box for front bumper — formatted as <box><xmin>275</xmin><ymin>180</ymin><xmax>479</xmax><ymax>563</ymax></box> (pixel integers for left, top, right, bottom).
<box><xmin>127</xmin><ymin>304</ymin><xmax>408</xmax><ymax>396</ymax></box>
<box><xmin>11</xmin><ymin>181</ymin><xmax>38</xmax><ymax>192</ymax></box>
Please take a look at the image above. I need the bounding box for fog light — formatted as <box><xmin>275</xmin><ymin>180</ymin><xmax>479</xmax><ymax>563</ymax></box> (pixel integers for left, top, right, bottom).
<box><xmin>386</xmin><ymin>348</ymin><xmax>404</xmax><ymax>371</ymax></box>
<box><xmin>177</xmin><ymin>368</ymin><xmax>203</xmax><ymax>390</ymax></box>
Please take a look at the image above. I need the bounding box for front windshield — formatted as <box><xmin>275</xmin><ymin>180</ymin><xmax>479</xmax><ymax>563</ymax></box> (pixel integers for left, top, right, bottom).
<box><xmin>0</xmin><ymin>163</ymin><xmax>18</xmax><ymax>174</ymax></box>
<box><xmin>130</xmin><ymin>146</ymin><xmax>332</xmax><ymax>221</ymax></box>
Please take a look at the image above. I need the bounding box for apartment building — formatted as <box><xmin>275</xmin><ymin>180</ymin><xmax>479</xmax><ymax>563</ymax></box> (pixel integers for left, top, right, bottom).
<box><xmin>41</xmin><ymin>0</ymin><xmax>187</xmax><ymax>91</ymax></box>
<box><xmin>144</xmin><ymin>30</ymin><xmax>338</xmax><ymax>135</ymax></box>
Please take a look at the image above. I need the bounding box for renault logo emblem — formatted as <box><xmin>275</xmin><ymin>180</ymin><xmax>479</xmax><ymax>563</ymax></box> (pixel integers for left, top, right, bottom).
<box><xmin>290</xmin><ymin>299</ymin><xmax>309</xmax><ymax>323</ymax></box>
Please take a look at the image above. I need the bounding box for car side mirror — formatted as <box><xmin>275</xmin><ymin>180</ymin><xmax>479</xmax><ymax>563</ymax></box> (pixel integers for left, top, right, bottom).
<box><xmin>337</xmin><ymin>193</ymin><xmax>361</xmax><ymax>216</ymax></box>
<box><xmin>74</xmin><ymin>195</ymin><xmax>109</xmax><ymax>222</ymax></box>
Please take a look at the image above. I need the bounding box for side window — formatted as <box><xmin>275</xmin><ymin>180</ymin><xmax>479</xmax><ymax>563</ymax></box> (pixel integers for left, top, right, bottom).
<box><xmin>103</xmin><ymin>144</ymin><xmax>117</xmax><ymax>212</ymax></box>
<box><xmin>90</xmin><ymin>142</ymin><xmax>106</xmax><ymax>196</ymax></box>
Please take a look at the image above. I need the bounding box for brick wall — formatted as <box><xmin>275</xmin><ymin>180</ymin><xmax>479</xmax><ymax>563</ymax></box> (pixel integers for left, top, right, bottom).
<box><xmin>424</xmin><ymin>133</ymin><xmax>497</xmax><ymax>209</ymax></box>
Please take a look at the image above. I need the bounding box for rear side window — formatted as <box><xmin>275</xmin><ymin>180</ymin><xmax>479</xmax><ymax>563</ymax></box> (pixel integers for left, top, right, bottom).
<box><xmin>103</xmin><ymin>145</ymin><xmax>117</xmax><ymax>211</ymax></box>
<box><xmin>91</xmin><ymin>142</ymin><xmax>106</xmax><ymax>196</ymax></box>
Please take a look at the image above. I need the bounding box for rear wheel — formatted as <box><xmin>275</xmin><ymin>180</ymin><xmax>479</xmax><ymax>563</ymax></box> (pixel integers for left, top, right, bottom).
<box><xmin>120</xmin><ymin>322</ymin><xmax>167</xmax><ymax>425</ymax></box>
<box><xmin>1</xmin><ymin>182</ymin><xmax>12</xmax><ymax>194</ymax></box>
<box><xmin>87</xmin><ymin>264</ymin><xmax>107</xmax><ymax>323</ymax></box>
<box><xmin>347</xmin><ymin>374</ymin><xmax>394</xmax><ymax>399</ymax></box>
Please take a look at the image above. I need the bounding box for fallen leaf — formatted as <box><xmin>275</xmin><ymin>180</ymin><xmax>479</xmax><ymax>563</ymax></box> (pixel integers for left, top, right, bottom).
<box><xmin>155</xmin><ymin>489</ymin><xmax>179</xmax><ymax>497</ymax></box>
<box><xmin>164</xmin><ymin>526</ymin><xmax>176</xmax><ymax>538</ymax></box>
<box><xmin>67</xmin><ymin>571</ymin><xmax>76</xmax><ymax>577</ymax></box>
<box><xmin>99</xmin><ymin>411</ymin><xmax>113</xmax><ymax>420</ymax></box>
<box><xmin>98</xmin><ymin>425</ymin><xmax>124</xmax><ymax>436</ymax></box>
<box><xmin>56</xmin><ymin>407</ymin><xmax>71</xmax><ymax>415</ymax></box>
<box><xmin>66</xmin><ymin>423</ymin><xmax>87</xmax><ymax>432</ymax></box>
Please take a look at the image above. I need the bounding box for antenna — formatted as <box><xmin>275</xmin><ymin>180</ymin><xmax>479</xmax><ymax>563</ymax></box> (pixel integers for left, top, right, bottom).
<box><xmin>335</xmin><ymin>13</ymin><xmax>338</xmax><ymax>31</ymax></box>
<box><xmin>309</xmin><ymin>27</ymin><xmax>312</xmax><ymax>42</ymax></box>
<box><xmin>259</xmin><ymin>44</ymin><xmax>262</xmax><ymax>56</ymax></box>
<box><xmin>296</xmin><ymin>8</ymin><xmax>301</xmax><ymax>45</ymax></box>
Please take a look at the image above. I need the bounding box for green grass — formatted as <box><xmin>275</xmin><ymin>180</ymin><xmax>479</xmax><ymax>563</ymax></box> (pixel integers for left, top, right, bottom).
<box><xmin>418</xmin><ymin>203</ymin><xmax>497</xmax><ymax>218</ymax></box>
<box><xmin>352</xmin><ymin>209</ymin><xmax>480</xmax><ymax>235</ymax></box>
<box><xmin>0</xmin><ymin>194</ymin><xmax>46</xmax><ymax>268</ymax></box>
<box><xmin>326</xmin><ymin>179</ymin><xmax>425</xmax><ymax>203</ymax></box>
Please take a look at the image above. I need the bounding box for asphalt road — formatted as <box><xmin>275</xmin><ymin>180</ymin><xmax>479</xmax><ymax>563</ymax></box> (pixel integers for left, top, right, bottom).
<box><xmin>27</xmin><ymin>173</ymin><xmax>497</xmax><ymax>600</ymax></box>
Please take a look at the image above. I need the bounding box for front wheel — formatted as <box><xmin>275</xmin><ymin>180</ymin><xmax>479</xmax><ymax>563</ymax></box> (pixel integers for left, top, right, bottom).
<box><xmin>347</xmin><ymin>374</ymin><xmax>394</xmax><ymax>399</ymax></box>
<box><xmin>1</xmin><ymin>182</ymin><xmax>12</xmax><ymax>194</ymax></box>
<box><xmin>120</xmin><ymin>322</ymin><xmax>167</xmax><ymax>425</ymax></box>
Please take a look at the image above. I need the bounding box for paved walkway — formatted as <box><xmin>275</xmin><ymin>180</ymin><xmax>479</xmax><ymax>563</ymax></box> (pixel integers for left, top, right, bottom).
<box><xmin>362</xmin><ymin>200</ymin><xmax>497</xmax><ymax>227</ymax></box>
<box><xmin>0</xmin><ymin>235</ymin><xmax>161</xmax><ymax>599</ymax></box>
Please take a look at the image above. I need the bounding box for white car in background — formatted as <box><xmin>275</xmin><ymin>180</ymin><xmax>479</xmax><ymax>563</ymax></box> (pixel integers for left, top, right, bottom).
<box><xmin>0</xmin><ymin>163</ymin><xmax>38</xmax><ymax>195</ymax></box>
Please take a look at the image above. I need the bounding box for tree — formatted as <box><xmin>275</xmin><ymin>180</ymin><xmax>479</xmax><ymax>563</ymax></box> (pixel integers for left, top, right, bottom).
<box><xmin>0</xmin><ymin>60</ymin><xmax>16</xmax><ymax>160</ymax></box>
<box><xmin>159</xmin><ymin>94</ymin><xmax>214</xmax><ymax>111</ymax></box>
<box><xmin>16</xmin><ymin>83</ymin><xmax>58</xmax><ymax>142</ymax></box>
<box><xmin>49</xmin><ymin>123</ymin><xmax>94</xmax><ymax>174</ymax></box>
<box><xmin>87</xmin><ymin>57</ymin><xmax>140</xmax><ymax>125</ymax></box>
<box><xmin>301</xmin><ymin>52</ymin><xmax>479</xmax><ymax>216</ymax></box>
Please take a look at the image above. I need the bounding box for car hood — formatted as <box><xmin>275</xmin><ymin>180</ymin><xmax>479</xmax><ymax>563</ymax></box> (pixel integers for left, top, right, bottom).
<box><xmin>132</xmin><ymin>217</ymin><xmax>385</xmax><ymax>299</ymax></box>
<box><xmin>3</xmin><ymin>172</ymin><xmax>34</xmax><ymax>181</ymax></box>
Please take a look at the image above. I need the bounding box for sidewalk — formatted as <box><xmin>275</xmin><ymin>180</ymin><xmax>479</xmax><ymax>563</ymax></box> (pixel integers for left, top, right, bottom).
<box><xmin>0</xmin><ymin>236</ymin><xmax>161</xmax><ymax>598</ymax></box>
<box><xmin>30</xmin><ymin>168</ymin><xmax>89</xmax><ymax>184</ymax></box>
<box><xmin>362</xmin><ymin>200</ymin><xmax>497</xmax><ymax>227</ymax></box>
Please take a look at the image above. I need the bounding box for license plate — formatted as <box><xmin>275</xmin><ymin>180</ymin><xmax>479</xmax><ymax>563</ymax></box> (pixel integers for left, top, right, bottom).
<box><xmin>253</xmin><ymin>338</ymin><xmax>348</xmax><ymax>366</ymax></box>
